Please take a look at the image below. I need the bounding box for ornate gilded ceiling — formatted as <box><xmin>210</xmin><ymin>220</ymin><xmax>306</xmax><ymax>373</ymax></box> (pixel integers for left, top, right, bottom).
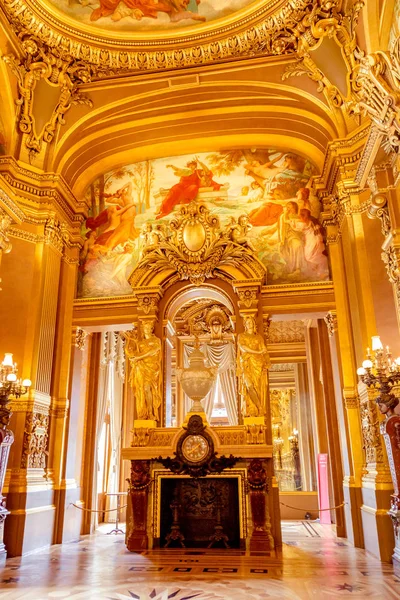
<box><xmin>1</xmin><ymin>0</ymin><xmax>359</xmax><ymax>76</ymax></box>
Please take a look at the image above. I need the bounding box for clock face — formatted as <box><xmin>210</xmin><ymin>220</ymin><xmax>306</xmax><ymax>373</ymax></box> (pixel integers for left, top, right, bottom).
<box><xmin>181</xmin><ymin>435</ymin><xmax>210</xmax><ymax>463</ymax></box>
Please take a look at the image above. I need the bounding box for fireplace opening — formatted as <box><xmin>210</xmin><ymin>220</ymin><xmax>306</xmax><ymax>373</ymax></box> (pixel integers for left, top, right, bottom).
<box><xmin>160</xmin><ymin>477</ymin><xmax>241</xmax><ymax>548</ymax></box>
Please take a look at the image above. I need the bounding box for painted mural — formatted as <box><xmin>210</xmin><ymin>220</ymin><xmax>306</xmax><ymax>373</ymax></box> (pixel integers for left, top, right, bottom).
<box><xmin>49</xmin><ymin>0</ymin><xmax>256</xmax><ymax>31</ymax></box>
<box><xmin>78</xmin><ymin>149</ymin><xmax>329</xmax><ymax>298</ymax></box>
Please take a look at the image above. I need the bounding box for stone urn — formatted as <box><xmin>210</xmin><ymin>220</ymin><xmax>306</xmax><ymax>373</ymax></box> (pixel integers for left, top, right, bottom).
<box><xmin>176</xmin><ymin>341</ymin><xmax>217</xmax><ymax>415</ymax></box>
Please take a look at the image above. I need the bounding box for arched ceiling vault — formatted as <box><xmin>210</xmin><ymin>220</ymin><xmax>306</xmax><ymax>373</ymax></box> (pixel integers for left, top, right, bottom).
<box><xmin>51</xmin><ymin>80</ymin><xmax>339</xmax><ymax>195</ymax></box>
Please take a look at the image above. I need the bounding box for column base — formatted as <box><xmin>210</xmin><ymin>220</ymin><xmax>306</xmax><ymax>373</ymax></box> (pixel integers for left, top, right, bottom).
<box><xmin>249</xmin><ymin>530</ymin><xmax>272</xmax><ymax>552</ymax></box>
<box><xmin>127</xmin><ymin>532</ymin><xmax>148</xmax><ymax>552</ymax></box>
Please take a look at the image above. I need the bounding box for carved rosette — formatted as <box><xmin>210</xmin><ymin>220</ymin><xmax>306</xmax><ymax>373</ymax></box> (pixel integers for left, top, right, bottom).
<box><xmin>131</xmin><ymin>286</ymin><xmax>163</xmax><ymax>319</ymax></box>
<box><xmin>233</xmin><ymin>281</ymin><xmax>262</xmax><ymax>316</ymax></box>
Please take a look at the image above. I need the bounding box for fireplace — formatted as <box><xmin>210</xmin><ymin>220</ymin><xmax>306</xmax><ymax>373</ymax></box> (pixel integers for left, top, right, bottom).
<box><xmin>150</xmin><ymin>470</ymin><xmax>247</xmax><ymax>549</ymax></box>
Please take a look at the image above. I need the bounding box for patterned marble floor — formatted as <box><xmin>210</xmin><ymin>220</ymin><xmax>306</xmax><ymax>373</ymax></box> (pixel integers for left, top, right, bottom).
<box><xmin>0</xmin><ymin>522</ymin><xmax>399</xmax><ymax>600</ymax></box>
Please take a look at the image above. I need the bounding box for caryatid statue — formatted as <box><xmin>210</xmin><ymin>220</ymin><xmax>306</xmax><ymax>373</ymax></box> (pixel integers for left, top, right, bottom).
<box><xmin>125</xmin><ymin>321</ymin><xmax>162</xmax><ymax>422</ymax></box>
<box><xmin>237</xmin><ymin>316</ymin><xmax>270</xmax><ymax>418</ymax></box>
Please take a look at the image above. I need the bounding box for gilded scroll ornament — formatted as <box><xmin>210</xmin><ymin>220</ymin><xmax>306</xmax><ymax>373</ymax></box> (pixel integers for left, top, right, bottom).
<box><xmin>125</xmin><ymin>322</ymin><xmax>162</xmax><ymax>421</ymax></box>
<box><xmin>355</xmin><ymin>37</ymin><xmax>400</xmax><ymax>153</ymax></box>
<box><xmin>21</xmin><ymin>412</ymin><xmax>49</xmax><ymax>469</ymax></box>
<box><xmin>237</xmin><ymin>316</ymin><xmax>270</xmax><ymax>418</ymax></box>
<box><xmin>3</xmin><ymin>35</ymin><xmax>92</xmax><ymax>156</ymax></box>
<box><xmin>129</xmin><ymin>202</ymin><xmax>264</xmax><ymax>286</ymax></box>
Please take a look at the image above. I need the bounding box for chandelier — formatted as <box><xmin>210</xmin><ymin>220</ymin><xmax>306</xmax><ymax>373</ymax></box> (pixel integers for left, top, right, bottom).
<box><xmin>0</xmin><ymin>353</ymin><xmax>31</xmax><ymax>427</ymax></box>
<box><xmin>357</xmin><ymin>336</ymin><xmax>400</xmax><ymax>414</ymax></box>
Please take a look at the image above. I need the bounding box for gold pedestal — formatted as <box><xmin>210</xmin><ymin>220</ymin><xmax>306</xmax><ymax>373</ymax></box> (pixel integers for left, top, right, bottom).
<box><xmin>244</xmin><ymin>416</ymin><xmax>265</xmax><ymax>426</ymax></box>
<box><xmin>134</xmin><ymin>419</ymin><xmax>157</xmax><ymax>429</ymax></box>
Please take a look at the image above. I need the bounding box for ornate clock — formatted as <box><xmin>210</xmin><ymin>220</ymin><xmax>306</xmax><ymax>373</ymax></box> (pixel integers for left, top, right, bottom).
<box><xmin>181</xmin><ymin>434</ymin><xmax>210</xmax><ymax>463</ymax></box>
<box><xmin>156</xmin><ymin>415</ymin><xmax>239</xmax><ymax>478</ymax></box>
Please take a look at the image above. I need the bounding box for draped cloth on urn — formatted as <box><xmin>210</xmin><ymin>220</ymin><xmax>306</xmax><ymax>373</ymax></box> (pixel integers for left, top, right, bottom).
<box><xmin>183</xmin><ymin>342</ymin><xmax>238</xmax><ymax>425</ymax></box>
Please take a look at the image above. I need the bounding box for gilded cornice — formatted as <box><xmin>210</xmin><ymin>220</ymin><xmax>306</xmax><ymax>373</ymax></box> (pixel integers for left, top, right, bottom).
<box><xmin>1</xmin><ymin>0</ymin><xmax>353</xmax><ymax>76</ymax></box>
<box><xmin>0</xmin><ymin>156</ymin><xmax>88</xmax><ymax>226</ymax></box>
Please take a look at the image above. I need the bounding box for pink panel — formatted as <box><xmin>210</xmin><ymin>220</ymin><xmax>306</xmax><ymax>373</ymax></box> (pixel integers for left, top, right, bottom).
<box><xmin>317</xmin><ymin>453</ymin><xmax>331</xmax><ymax>525</ymax></box>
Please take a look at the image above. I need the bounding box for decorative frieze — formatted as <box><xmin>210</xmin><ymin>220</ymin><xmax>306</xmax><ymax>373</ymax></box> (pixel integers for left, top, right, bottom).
<box><xmin>267</xmin><ymin>320</ymin><xmax>305</xmax><ymax>344</ymax></box>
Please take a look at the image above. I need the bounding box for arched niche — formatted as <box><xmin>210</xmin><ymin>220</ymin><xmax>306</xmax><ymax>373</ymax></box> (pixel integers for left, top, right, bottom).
<box><xmin>159</xmin><ymin>281</ymin><xmax>241</xmax><ymax>428</ymax></box>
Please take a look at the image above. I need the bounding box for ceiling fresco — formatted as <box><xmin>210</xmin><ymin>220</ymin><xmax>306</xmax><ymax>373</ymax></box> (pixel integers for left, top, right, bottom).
<box><xmin>48</xmin><ymin>0</ymin><xmax>257</xmax><ymax>32</ymax></box>
<box><xmin>78</xmin><ymin>149</ymin><xmax>329</xmax><ymax>298</ymax></box>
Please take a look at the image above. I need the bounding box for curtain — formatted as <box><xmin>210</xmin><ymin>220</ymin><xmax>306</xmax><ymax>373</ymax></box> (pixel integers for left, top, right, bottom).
<box><xmin>183</xmin><ymin>342</ymin><xmax>238</xmax><ymax>425</ymax></box>
<box><xmin>105</xmin><ymin>333</ymin><xmax>125</xmax><ymax>522</ymax></box>
<box><xmin>91</xmin><ymin>331</ymin><xmax>111</xmax><ymax>530</ymax></box>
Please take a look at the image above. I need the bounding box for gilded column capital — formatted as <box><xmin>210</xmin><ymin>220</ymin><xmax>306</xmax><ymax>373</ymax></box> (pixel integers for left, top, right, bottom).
<box><xmin>74</xmin><ymin>327</ymin><xmax>90</xmax><ymax>351</ymax></box>
<box><xmin>131</xmin><ymin>285</ymin><xmax>164</xmax><ymax>318</ymax></box>
<box><xmin>44</xmin><ymin>215</ymin><xmax>69</xmax><ymax>255</ymax></box>
<box><xmin>324</xmin><ymin>310</ymin><xmax>338</xmax><ymax>337</ymax></box>
<box><xmin>232</xmin><ymin>279</ymin><xmax>262</xmax><ymax>316</ymax></box>
<box><xmin>343</xmin><ymin>387</ymin><xmax>360</xmax><ymax>410</ymax></box>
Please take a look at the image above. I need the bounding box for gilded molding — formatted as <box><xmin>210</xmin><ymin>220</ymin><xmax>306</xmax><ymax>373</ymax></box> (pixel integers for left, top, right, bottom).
<box><xmin>0</xmin><ymin>156</ymin><xmax>88</xmax><ymax>225</ymax></box>
<box><xmin>1</xmin><ymin>0</ymin><xmax>356</xmax><ymax>76</ymax></box>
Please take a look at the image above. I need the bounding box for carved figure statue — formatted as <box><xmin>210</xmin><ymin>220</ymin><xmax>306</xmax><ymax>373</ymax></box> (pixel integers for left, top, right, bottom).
<box><xmin>226</xmin><ymin>214</ymin><xmax>256</xmax><ymax>251</ymax></box>
<box><xmin>237</xmin><ymin>316</ymin><xmax>270</xmax><ymax>418</ymax></box>
<box><xmin>140</xmin><ymin>223</ymin><xmax>165</xmax><ymax>256</ymax></box>
<box><xmin>125</xmin><ymin>321</ymin><xmax>162</xmax><ymax>421</ymax></box>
